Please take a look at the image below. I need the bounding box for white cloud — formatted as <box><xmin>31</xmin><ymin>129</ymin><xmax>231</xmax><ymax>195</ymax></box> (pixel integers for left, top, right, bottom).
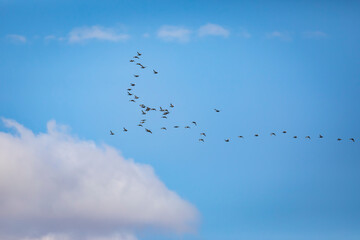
<box><xmin>302</xmin><ymin>31</ymin><xmax>327</xmax><ymax>39</ymax></box>
<box><xmin>0</xmin><ymin>118</ymin><xmax>198</xmax><ymax>240</ymax></box>
<box><xmin>6</xmin><ymin>34</ymin><xmax>26</xmax><ymax>43</ymax></box>
<box><xmin>44</xmin><ymin>35</ymin><xmax>57</xmax><ymax>41</ymax></box>
<box><xmin>198</xmin><ymin>23</ymin><xmax>230</xmax><ymax>37</ymax></box>
<box><xmin>157</xmin><ymin>26</ymin><xmax>191</xmax><ymax>43</ymax></box>
<box><xmin>68</xmin><ymin>25</ymin><xmax>130</xmax><ymax>43</ymax></box>
<box><xmin>238</xmin><ymin>29</ymin><xmax>251</xmax><ymax>39</ymax></box>
<box><xmin>266</xmin><ymin>31</ymin><xmax>292</xmax><ymax>41</ymax></box>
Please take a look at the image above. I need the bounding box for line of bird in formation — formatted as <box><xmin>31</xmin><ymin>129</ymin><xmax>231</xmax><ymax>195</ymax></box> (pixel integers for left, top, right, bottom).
<box><xmin>109</xmin><ymin>51</ymin><xmax>356</xmax><ymax>143</ymax></box>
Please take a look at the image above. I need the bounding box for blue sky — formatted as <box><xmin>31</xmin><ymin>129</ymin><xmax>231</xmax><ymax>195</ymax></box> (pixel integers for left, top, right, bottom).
<box><xmin>1</xmin><ymin>1</ymin><xmax>360</xmax><ymax>240</ymax></box>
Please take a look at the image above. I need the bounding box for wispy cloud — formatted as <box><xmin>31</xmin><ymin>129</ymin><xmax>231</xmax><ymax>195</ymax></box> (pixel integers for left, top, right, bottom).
<box><xmin>198</xmin><ymin>23</ymin><xmax>230</xmax><ymax>37</ymax></box>
<box><xmin>6</xmin><ymin>34</ymin><xmax>26</xmax><ymax>43</ymax></box>
<box><xmin>266</xmin><ymin>31</ymin><xmax>292</xmax><ymax>41</ymax></box>
<box><xmin>68</xmin><ymin>25</ymin><xmax>130</xmax><ymax>43</ymax></box>
<box><xmin>302</xmin><ymin>31</ymin><xmax>327</xmax><ymax>39</ymax></box>
<box><xmin>238</xmin><ymin>28</ymin><xmax>251</xmax><ymax>39</ymax></box>
<box><xmin>0</xmin><ymin>118</ymin><xmax>199</xmax><ymax>240</ymax></box>
<box><xmin>157</xmin><ymin>25</ymin><xmax>191</xmax><ymax>43</ymax></box>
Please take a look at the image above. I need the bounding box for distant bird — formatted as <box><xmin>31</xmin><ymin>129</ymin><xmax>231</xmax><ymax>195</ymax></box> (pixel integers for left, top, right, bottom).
<box><xmin>174</xmin><ymin>126</ymin><xmax>179</xmax><ymax>128</ymax></box>
<box><xmin>145</xmin><ymin>128</ymin><xmax>152</xmax><ymax>134</ymax></box>
<box><xmin>192</xmin><ymin>121</ymin><xmax>197</xmax><ymax>126</ymax></box>
<box><xmin>134</xmin><ymin>56</ymin><xmax>139</xmax><ymax>59</ymax></box>
<box><xmin>146</xmin><ymin>107</ymin><xmax>151</xmax><ymax>111</ymax></box>
<box><xmin>127</xmin><ymin>92</ymin><xmax>132</xmax><ymax>96</ymax></box>
<box><xmin>225</xmin><ymin>139</ymin><xmax>230</xmax><ymax>142</ymax></box>
<box><xmin>199</xmin><ymin>139</ymin><xmax>204</xmax><ymax>142</ymax></box>
<box><xmin>305</xmin><ymin>136</ymin><xmax>311</xmax><ymax>139</ymax></box>
<box><xmin>136</xmin><ymin>63</ymin><xmax>142</xmax><ymax>66</ymax></box>
<box><xmin>134</xmin><ymin>95</ymin><xmax>139</xmax><ymax>99</ymax></box>
<box><xmin>153</xmin><ymin>70</ymin><xmax>158</xmax><ymax>74</ymax></box>
<box><xmin>293</xmin><ymin>136</ymin><xmax>298</xmax><ymax>138</ymax></box>
<box><xmin>185</xmin><ymin>126</ymin><xmax>190</xmax><ymax>129</ymax></box>
<box><xmin>129</xmin><ymin>100</ymin><xmax>135</xmax><ymax>102</ymax></box>
<box><xmin>350</xmin><ymin>138</ymin><xmax>355</xmax><ymax>142</ymax></box>
<box><xmin>163</xmin><ymin>111</ymin><xmax>169</xmax><ymax>115</ymax></box>
<box><xmin>214</xmin><ymin>109</ymin><xmax>220</xmax><ymax>112</ymax></box>
<box><xmin>130</xmin><ymin>60</ymin><xmax>134</xmax><ymax>62</ymax></box>
<box><xmin>254</xmin><ymin>134</ymin><xmax>259</xmax><ymax>137</ymax></box>
<box><xmin>282</xmin><ymin>131</ymin><xmax>287</xmax><ymax>134</ymax></box>
<box><xmin>138</xmin><ymin>124</ymin><xmax>143</xmax><ymax>127</ymax></box>
<box><xmin>139</xmin><ymin>104</ymin><xmax>145</xmax><ymax>108</ymax></box>
<box><xmin>134</xmin><ymin>75</ymin><xmax>139</xmax><ymax>77</ymax></box>
<box><xmin>319</xmin><ymin>134</ymin><xmax>324</xmax><ymax>138</ymax></box>
<box><xmin>127</xmin><ymin>88</ymin><xmax>132</xmax><ymax>91</ymax></box>
<box><xmin>142</xmin><ymin>110</ymin><xmax>146</xmax><ymax>115</ymax></box>
<box><xmin>159</xmin><ymin>107</ymin><xmax>164</xmax><ymax>111</ymax></box>
<box><xmin>110</xmin><ymin>130</ymin><xmax>115</xmax><ymax>135</ymax></box>
<box><xmin>130</xmin><ymin>83</ymin><xmax>135</xmax><ymax>86</ymax></box>
<box><xmin>270</xmin><ymin>133</ymin><xmax>276</xmax><ymax>136</ymax></box>
<box><xmin>141</xmin><ymin>66</ymin><xmax>146</xmax><ymax>69</ymax></box>
<box><xmin>161</xmin><ymin>127</ymin><xmax>167</xmax><ymax>130</ymax></box>
<box><xmin>200</xmin><ymin>133</ymin><xmax>206</xmax><ymax>137</ymax></box>
<box><xmin>161</xmin><ymin>116</ymin><xmax>167</xmax><ymax>119</ymax></box>
<box><xmin>137</xmin><ymin>51</ymin><xmax>142</xmax><ymax>56</ymax></box>
<box><xmin>151</xmin><ymin>108</ymin><xmax>156</xmax><ymax>111</ymax></box>
<box><xmin>238</xmin><ymin>136</ymin><xmax>244</xmax><ymax>138</ymax></box>
<box><xmin>141</xmin><ymin>119</ymin><xmax>146</xmax><ymax>122</ymax></box>
<box><xmin>123</xmin><ymin>128</ymin><xmax>128</xmax><ymax>132</ymax></box>
<box><xmin>170</xmin><ymin>103</ymin><xmax>174</xmax><ymax>108</ymax></box>
<box><xmin>337</xmin><ymin>138</ymin><xmax>342</xmax><ymax>141</ymax></box>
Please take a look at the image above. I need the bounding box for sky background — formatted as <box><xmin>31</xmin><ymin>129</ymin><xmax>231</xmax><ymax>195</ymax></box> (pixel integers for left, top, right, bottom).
<box><xmin>1</xmin><ymin>0</ymin><xmax>360</xmax><ymax>240</ymax></box>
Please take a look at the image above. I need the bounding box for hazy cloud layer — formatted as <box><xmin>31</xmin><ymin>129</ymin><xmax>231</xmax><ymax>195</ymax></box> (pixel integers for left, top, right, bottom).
<box><xmin>157</xmin><ymin>26</ymin><xmax>191</xmax><ymax>42</ymax></box>
<box><xmin>302</xmin><ymin>31</ymin><xmax>327</xmax><ymax>39</ymax></box>
<box><xmin>198</xmin><ymin>23</ymin><xmax>230</xmax><ymax>37</ymax></box>
<box><xmin>266</xmin><ymin>31</ymin><xmax>292</xmax><ymax>41</ymax></box>
<box><xmin>0</xmin><ymin>118</ymin><xmax>198</xmax><ymax>240</ymax></box>
<box><xmin>68</xmin><ymin>25</ymin><xmax>130</xmax><ymax>43</ymax></box>
<box><xmin>6</xmin><ymin>34</ymin><xmax>27</xmax><ymax>43</ymax></box>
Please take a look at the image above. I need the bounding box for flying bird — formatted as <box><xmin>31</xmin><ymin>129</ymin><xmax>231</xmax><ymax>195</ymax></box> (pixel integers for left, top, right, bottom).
<box><xmin>153</xmin><ymin>70</ymin><xmax>158</xmax><ymax>74</ymax></box>
<box><xmin>214</xmin><ymin>109</ymin><xmax>220</xmax><ymax>112</ymax></box>
<box><xmin>138</xmin><ymin>124</ymin><xmax>143</xmax><ymax>127</ymax></box>
<box><xmin>131</xmin><ymin>83</ymin><xmax>135</xmax><ymax>86</ymax></box>
<box><xmin>110</xmin><ymin>130</ymin><xmax>115</xmax><ymax>135</ymax></box>
<box><xmin>174</xmin><ymin>126</ymin><xmax>179</xmax><ymax>128</ymax></box>
<box><xmin>293</xmin><ymin>136</ymin><xmax>298</xmax><ymax>138</ymax></box>
<box><xmin>146</xmin><ymin>107</ymin><xmax>151</xmax><ymax>111</ymax></box>
<box><xmin>130</xmin><ymin>60</ymin><xmax>134</xmax><ymax>62</ymax></box>
<box><xmin>145</xmin><ymin>128</ymin><xmax>152</xmax><ymax>134</ymax></box>
<box><xmin>282</xmin><ymin>131</ymin><xmax>287</xmax><ymax>134</ymax></box>
<box><xmin>127</xmin><ymin>92</ymin><xmax>132</xmax><ymax>96</ymax></box>
<box><xmin>254</xmin><ymin>134</ymin><xmax>259</xmax><ymax>137</ymax></box>
<box><xmin>137</xmin><ymin>51</ymin><xmax>142</xmax><ymax>56</ymax></box>
<box><xmin>185</xmin><ymin>126</ymin><xmax>190</xmax><ymax>129</ymax></box>
<box><xmin>270</xmin><ymin>133</ymin><xmax>276</xmax><ymax>136</ymax></box>
<box><xmin>305</xmin><ymin>136</ymin><xmax>311</xmax><ymax>139</ymax></box>
<box><xmin>161</xmin><ymin>116</ymin><xmax>167</xmax><ymax>119</ymax></box>
<box><xmin>238</xmin><ymin>136</ymin><xmax>244</xmax><ymax>138</ymax></box>
<box><xmin>141</xmin><ymin>66</ymin><xmax>146</xmax><ymax>69</ymax></box>
<box><xmin>134</xmin><ymin>95</ymin><xmax>139</xmax><ymax>99</ymax></box>
<box><xmin>161</xmin><ymin>127</ymin><xmax>167</xmax><ymax>130</ymax></box>
<box><xmin>134</xmin><ymin>56</ymin><xmax>139</xmax><ymax>59</ymax></box>
<box><xmin>199</xmin><ymin>139</ymin><xmax>204</xmax><ymax>142</ymax></box>
<box><xmin>350</xmin><ymin>138</ymin><xmax>355</xmax><ymax>142</ymax></box>
<box><xmin>123</xmin><ymin>128</ymin><xmax>128</xmax><ymax>132</ymax></box>
<box><xmin>192</xmin><ymin>121</ymin><xmax>197</xmax><ymax>126</ymax></box>
<box><xmin>225</xmin><ymin>139</ymin><xmax>230</xmax><ymax>142</ymax></box>
<box><xmin>319</xmin><ymin>134</ymin><xmax>324</xmax><ymax>138</ymax></box>
<box><xmin>170</xmin><ymin>103</ymin><xmax>174</xmax><ymax>108</ymax></box>
<box><xmin>129</xmin><ymin>100</ymin><xmax>135</xmax><ymax>102</ymax></box>
<box><xmin>127</xmin><ymin>88</ymin><xmax>132</xmax><ymax>91</ymax></box>
<box><xmin>159</xmin><ymin>107</ymin><xmax>164</xmax><ymax>111</ymax></box>
<box><xmin>200</xmin><ymin>133</ymin><xmax>206</xmax><ymax>137</ymax></box>
<box><xmin>337</xmin><ymin>138</ymin><xmax>342</xmax><ymax>141</ymax></box>
<box><xmin>134</xmin><ymin>75</ymin><xmax>139</xmax><ymax>77</ymax></box>
<box><xmin>142</xmin><ymin>110</ymin><xmax>146</xmax><ymax>115</ymax></box>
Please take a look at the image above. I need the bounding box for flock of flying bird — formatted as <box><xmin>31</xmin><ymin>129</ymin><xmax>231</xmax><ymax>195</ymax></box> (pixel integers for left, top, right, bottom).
<box><xmin>109</xmin><ymin>51</ymin><xmax>357</xmax><ymax>144</ymax></box>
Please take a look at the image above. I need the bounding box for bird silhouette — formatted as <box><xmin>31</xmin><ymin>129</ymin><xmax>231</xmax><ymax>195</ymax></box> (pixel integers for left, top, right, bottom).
<box><xmin>127</xmin><ymin>88</ymin><xmax>132</xmax><ymax>91</ymax></box>
<box><xmin>185</xmin><ymin>126</ymin><xmax>190</xmax><ymax>129</ymax></box>
<box><xmin>161</xmin><ymin>116</ymin><xmax>167</xmax><ymax>119</ymax></box>
<box><xmin>131</xmin><ymin>83</ymin><xmax>135</xmax><ymax>86</ymax></box>
<box><xmin>174</xmin><ymin>126</ymin><xmax>179</xmax><ymax>128</ymax></box>
<box><xmin>293</xmin><ymin>136</ymin><xmax>298</xmax><ymax>138</ymax></box>
<box><xmin>337</xmin><ymin>138</ymin><xmax>342</xmax><ymax>141</ymax></box>
<box><xmin>130</xmin><ymin>60</ymin><xmax>134</xmax><ymax>62</ymax></box>
<box><xmin>110</xmin><ymin>130</ymin><xmax>115</xmax><ymax>135</ymax></box>
<box><xmin>192</xmin><ymin>121</ymin><xmax>197</xmax><ymax>126</ymax></box>
<box><xmin>138</xmin><ymin>124</ymin><xmax>143</xmax><ymax>127</ymax></box>
<box><xmin>170</xmin><ymin>103</ymin><xmax>174</xmax><ymax>108</ymax></box>
<box><xmin>161</xmin><ymin>127</ymin><xmax>167</xmax><ymax>130</ymax></box>
<box><xmin>159</xmin><ymin>107</ymin><xmax>164</xmax><ymax>111</ymax></box>
<box><xmin>123</xmin><ymin>128</ymin><xmax>128</xmax><ymax>132</ymax></box>
<box><xmin>142</xmin><ymin>110</ymin><xmax>146</xmax><ymax>115</ymax></box>
<box><xmin>214</xmin><ymin>109</ymin><xmax>220</xmax><ymax>112</ymax></box>
<box><xmin>254</xmin><ymin>134</ymin><xmax>259</xmax><ymax>137</ymax></box>
<box><xmin>283</xmin><ymin>131</ymin><xmax>287</xmax><ymax>134</ymax></box>
<box><xmin>127</xmin><ymin>92</ymin><xmax>132</xmax><ymax>96</ymax></box>
<box><xmin>270</xmin><ymin>133</ymin><xmax>276</xmax><ymax>136</ymax></box>
<box><xmin>225</xmin><ymin>139</ymin><xmax>230</xmax><ymax>142</ymax></box>
<box><xmin>145</xmin><ymin>128</ymin><xmax>152</xmax><ymax>134</ymax></box>
<box><xmin>134</xmin><ymin>95</ymin><xmax>139</xmax><ymax>99</ymax></box>
<box><xmin>200</xmin><ymin>133</ymin><xmax>206</xmax><ymax>137</ymax></box>
<box><xmin>238</xmin><ymin>136</ymin><xmax>244</xmax><ymax>138</ymax></box>
<box><xmin>305</xmin><ymin>136</ymin><xmax>311</xmax><ymax>139</ymax></box>
<box><xmin>134</xmin><ymin>56</ymin><xmax>139</xmax><ymax>59</ymax></box>
<box><xmin>153</xmin><ymin>70</ymin><xmax>158</xmax><ymax>74</ymax></box>
<box><xmin>350</xmin><ymin>138</ymin><xmax>355</xmax><ymax>142</ymax></box>
<box><xmin>134</xmin><ymin>75</ymin><xmax>139</xmax><ymax>77</ymax></box>
<box><xmin>137</xmin><ymin>51</ymin><xmax>142</xmax><ymax>56</ymax></box>
<box><xmin>129</xmin><ymin>100</ymin><xmax>135</xmax><ymax>102</ymax></box>
<box><xmin>319</xmin><ymin>134</ymin><xmax>324</xmax><ymax>138</ymax></box>
<box><xmin>199</xmin><ymin>139</ymin><xmax>204</xmax><ymax>142</ymax></box>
